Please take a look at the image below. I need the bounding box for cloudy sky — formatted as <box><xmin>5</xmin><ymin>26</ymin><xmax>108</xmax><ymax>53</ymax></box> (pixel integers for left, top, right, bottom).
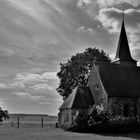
<box><xmin>0</xmin><ymin>0</ymin><xmax>140</xmax><ymax>115</ymax></box>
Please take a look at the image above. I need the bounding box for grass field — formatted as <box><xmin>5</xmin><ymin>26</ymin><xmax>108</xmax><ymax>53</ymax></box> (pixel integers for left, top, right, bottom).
<box><xmin>0</xmin><ymin>114</ymin><xmax>140</xmax><ymax>140</ymax></box>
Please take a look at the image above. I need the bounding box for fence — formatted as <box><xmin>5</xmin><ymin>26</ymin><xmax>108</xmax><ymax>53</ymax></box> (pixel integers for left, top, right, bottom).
<box><xmin>0</xmin><ymin>115</ymin><xmax>58</xmax><ymax>129</ymax></box>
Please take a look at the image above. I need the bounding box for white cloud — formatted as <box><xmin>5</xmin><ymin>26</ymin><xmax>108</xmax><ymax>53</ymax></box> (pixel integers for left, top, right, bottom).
<box><xmin>10</xmin><ymin>82</ymin><xmax>25</xmax><ymax>88</ymax></box>
<box><xmin>15</xmin><ymin>73</ymin><xmax>43</xmax><ymax>84</ymax></box>
<box><xmin>97</xmin><ymin>0</ymin><xmax>140</xmax><ymax>8</ymax></box>
<box><xmin>15</xmin><ymin>72</ymin><xmax>57</xmax><ymax>84</ymax></box>
<box><xmin>96</xmin><ymin>7</ymin><xmax>140</xmax><ymax>35</ymax></box>
<box><xmin>78</xmin><ymin>26</ymin><xmax>95</xmax><ymax>35</ymax></box>
<box><xmin>96</xmin><ymin>7</ymin><xmax>140</xmax><ymax>59</ymax></box>
<box><xmin>12</xmin><ymin>92</ymin><xmax>30</xmax><ymax>96</ymax></box>
<box><xmin>96</xmin><ymin>7</ymin><xmax>122</xmax><ymax>33</ymax></box>
<box><xmin>39</xmin><ymin>102</ymin><xmax>51</xmax><ymax>105</ymax></box>
<box><xmin>40</xmin><ymin>72</ymin><xmax>57</xmax><ymax>80</ymax></box>
<box><xmin>77</xmin><ymin>0</ymin><xmax>92</xmax><ymax>7</ymax></box>
<box><xmin>31</xmin><ymin>83</ymin><xmax>53</xmax><ymax>91</ymax></box>
<box><xmin>12</xmin><ymin>92</ymin><xmax>44</xmax><ymax>100</ymax></box>
<box><xmin>109</xmin><ymin>53</ymin><xmax>115</xmax><ymax>60</ymax></box>
<box><xmin>0</xmin><ymin>83</ymin><xmax>7</xmax><ymax>88</ymax></box>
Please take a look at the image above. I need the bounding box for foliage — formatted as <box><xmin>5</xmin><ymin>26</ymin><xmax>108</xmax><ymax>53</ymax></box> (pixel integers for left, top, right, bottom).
<box><xmin>0</xmin><ymin>108</ymin><xmax>9</xmax><ymax>123</ymax></box>
<box><xmin>57</xmin><ymin>47</ymin><xmax>111</xmax><ymax>99</ymax></box>
<box><xmin>70</xmin><ymin>106</ymin><xmax>110</xmax><ymax>132</ymax></box>
<box><xmin>107</xmin><ymin>116</ymin><xmax>140</xmax><ymax>133</ymax></box>
<box><xmin>70</xmin><ymin>106</ymin><xmax>140</xmax><ymax>133</ymax></box>
<box><xmin>88</xmin><ymin>106</ymin><xmax>110</xmax><ymax>128</ymax></box>
<box><xmin>71</xmin><ymin>111</ymin><xmax>88</xmax><ymax>132</ymax></box>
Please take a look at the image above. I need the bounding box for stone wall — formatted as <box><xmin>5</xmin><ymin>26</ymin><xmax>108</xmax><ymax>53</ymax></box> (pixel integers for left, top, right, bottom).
<box><xmin>108</xmin><ymin>97</ymin><xmax>140</xmax><ymax>118</ymax></box>
<box><xmin>58</xmin><ymin>109</ymin><xmax>88</xmax><ymax>129</ymax></box>
<box><xmin>87</xmin><ymin>63</ymin><xmax>108</xmax><ymax>110</ymax></box>
<box><xmin>58</xmin><ymin>109</ymin><xmax>72</xmax><ymax>128</ymax></box>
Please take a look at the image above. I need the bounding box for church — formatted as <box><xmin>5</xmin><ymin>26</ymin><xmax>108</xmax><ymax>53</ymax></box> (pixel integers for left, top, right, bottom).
<box><xmin>58</xmin><ymin>19</ymin><xmax>140</xmax><ymax>128</ymax></box>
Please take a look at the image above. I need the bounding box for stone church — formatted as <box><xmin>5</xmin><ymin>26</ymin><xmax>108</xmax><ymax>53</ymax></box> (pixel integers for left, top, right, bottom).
<box><xmin>58</xmin><ymin>19</ymin><xmax>140</xmax><ymax>128</ymax></box>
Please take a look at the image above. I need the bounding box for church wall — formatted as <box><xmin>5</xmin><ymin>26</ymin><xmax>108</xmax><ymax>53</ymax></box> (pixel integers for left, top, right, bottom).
<box><xmin>58</xmin><ymin>109</ymin><xmax>72</xmax><ymax>128</ymax></box>
<box><xmin>87</xmin><ymin>63</ymin><xmax>108</xmax><ymax>110</ymax></box>
<box><xmin>108</xmin><ymin>97</ymin><xmax>140</xmax><ymax>118</ymax></box>
<box><xmin>58</xmin><ymin>109</ymin><xmax>88</xmax><ymax>129</ymax></box>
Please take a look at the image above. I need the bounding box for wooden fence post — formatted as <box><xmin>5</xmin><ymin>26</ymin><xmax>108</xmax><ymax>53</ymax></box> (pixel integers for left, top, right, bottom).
<box><xmin>41</xmin><ymin>117</ymin><xmax>43</xmax><ymax>128</ymax></box>
<box><xmin>17</xmin><ymin>117</ymin><xmax>19</xmax><ymax>129</ymax></box>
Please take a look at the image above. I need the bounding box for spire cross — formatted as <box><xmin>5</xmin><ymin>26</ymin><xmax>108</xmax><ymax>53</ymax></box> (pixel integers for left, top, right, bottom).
<box><xmin>122</xmin><ymin>3</ymin><xmax>124</xmax><ymax>22</ymax></box>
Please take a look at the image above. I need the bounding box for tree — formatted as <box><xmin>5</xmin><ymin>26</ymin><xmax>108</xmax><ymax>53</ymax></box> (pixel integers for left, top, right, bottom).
<box><xmin>0</xmin><ymin>108</ymin><xmax>9</xmax><ymax>124</ymax></box>
<box><xmin>57</xmin><ymin>47</ymin><xmax>111</xmax><ymax>99</ymax></box>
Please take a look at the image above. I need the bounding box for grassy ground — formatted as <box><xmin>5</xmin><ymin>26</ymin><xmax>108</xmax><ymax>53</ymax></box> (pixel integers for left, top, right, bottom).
<box><xmin>0</xmin><ymin>115</ymin><xmax>140</xmax><ymax>140</ymax></box>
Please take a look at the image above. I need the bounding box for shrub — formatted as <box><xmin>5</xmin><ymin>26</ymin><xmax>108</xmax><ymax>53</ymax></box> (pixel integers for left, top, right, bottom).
<box><xmin>70</xmin><ymin>111</ymin><xmax>88</xmax><ymax>132</ymax></box>
<box><xmin>70</xmin><ymin>106</ymin><xmax>140</xmax><ymax>133</ymax></box>
<box><xmin>0</xmin><ymin>108</ymin><xmax>9</xmax><ymax>123</ymax></box>
<box><xmin>70</xmin><ymin>106</ymin><xmax>110</xmax><ymax>132</ymax></box>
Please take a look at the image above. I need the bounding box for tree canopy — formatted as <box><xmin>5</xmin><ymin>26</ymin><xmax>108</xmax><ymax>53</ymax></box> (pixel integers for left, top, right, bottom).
<box><xmin>57</xmin><ymin>47</ymin><xmax>111</xmax><ymax>99</ymax></box>
<box><xmin>0</xmin><ymin>108</ymin><xmax>9</xmax><ymax>123</ymax></box>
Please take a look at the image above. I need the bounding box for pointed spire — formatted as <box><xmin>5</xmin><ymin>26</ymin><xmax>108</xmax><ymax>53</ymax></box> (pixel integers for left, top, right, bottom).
<box><xmin>115</xmin><ymin>21</ymin><xmax>132</xmax><ymax>61</ymax></box>
<box><xmin>122</xmin><ymin>3</ymin><xmax>124</xmax><ymax>23</ymax></box>
<box><xmin>112</xmin><ymin>17</ymin><xmax>137</xmax><ymax>66</ymax></box>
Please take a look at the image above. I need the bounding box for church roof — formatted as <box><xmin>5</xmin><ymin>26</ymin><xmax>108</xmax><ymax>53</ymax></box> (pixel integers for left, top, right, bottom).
<box><xmin>112</xmin><ymin>21</ymin><xmax>136</xmax><ymax>64</ymax></box>
<box><xmin>59</xmin><ymin>86</ymin><xmax>94</xmax><ymax>110</ymax></box>
<box><xmin>95</xmin><ymin>62</ymin><xmax>140</xmax><ymax>98</ymax></box>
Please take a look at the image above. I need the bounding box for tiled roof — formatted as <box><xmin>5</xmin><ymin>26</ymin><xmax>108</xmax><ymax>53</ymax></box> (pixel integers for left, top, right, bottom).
<box><xmin>59</xmin><ymin>86</ymin><xmax>94</xmax><ymax>110</ymax></box>
<box><xmin>94</xmin><ymin>62</ymin><xmax>140</xmax><ymax>98</ymax></box>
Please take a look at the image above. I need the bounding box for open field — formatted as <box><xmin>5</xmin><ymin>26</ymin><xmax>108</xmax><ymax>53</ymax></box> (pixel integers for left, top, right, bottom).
<box><xmin>0</xmin><ymin>114</ymin><xmax>140</xmax><ymax>140</ymax></box>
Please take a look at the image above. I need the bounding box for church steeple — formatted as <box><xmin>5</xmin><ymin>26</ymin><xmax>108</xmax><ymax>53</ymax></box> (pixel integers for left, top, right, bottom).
<box><xmin>112</xmin><ymin>19</ymin><xmax>137</xmax><ymax>66</ymax></box>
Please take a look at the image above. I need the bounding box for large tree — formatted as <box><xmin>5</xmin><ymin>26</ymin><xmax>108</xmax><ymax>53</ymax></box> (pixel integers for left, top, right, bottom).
<box><xmin>57</xmin><ymin>48</ymin><xmax>111</xmax><ymax>99</ymax></box>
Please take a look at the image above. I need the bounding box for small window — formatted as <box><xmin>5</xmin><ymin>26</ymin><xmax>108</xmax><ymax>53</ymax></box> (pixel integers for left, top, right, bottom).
<box><xmin>124</xmin><ymin>104</ymin><xmax>129</xmax><ymax>117</ymax></box>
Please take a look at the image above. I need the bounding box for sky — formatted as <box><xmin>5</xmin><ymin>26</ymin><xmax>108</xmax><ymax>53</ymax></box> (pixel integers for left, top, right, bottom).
<box><xmin>0</xmin><ymin>0</ymin><xmax>140</xmax><ymax>115</ymax></box>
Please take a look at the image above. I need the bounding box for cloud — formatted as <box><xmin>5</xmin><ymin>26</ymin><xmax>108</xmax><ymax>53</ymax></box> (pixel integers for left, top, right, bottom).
<box><xmin>78</xmin><ymin>26</ymin><xmax>96</xmax><ymax>35</ymax></box>
<box><xmin>97</xmin><ymin>0</ymin><xmax>140</xmax><ymax>8</ymax></box>
<box><xmin>77</xmin><ymin>0</ymin><xmax>92</xmax><ymax>7</ymax></box>
<box><xmin>10</xmin><ymin>82</ymin><xmax>25</xmax><ymax>88</ymax></box>
<box><xmin>96</xmin><ymin>7</ymin><xmax>140</xmax><ymax>60</ymax></box>
<box><xmin>39</xmin><ymin>102</ymin><xmax>51</xmax><ymax>105</ymax></box>
<box><xmin>7</xmin><ymin>0</ymin><xmax>55</xmax><ymax>26</ymax></box>
<box><xmin>15</xmin><ymin>72</ymin><xmax>57</xmax><ymax>85</ymax></box>
<box><xmin>40</xmin><ymin>72</ymin><xmax>57</xmax><ymax>80</ymax></box>
<box><xmin>12</xmin><ymin>92</ymin><xmax>44</xmax><ymax>100</ymax></box>
<box><xmin>109</xmin><ymin>53</ymin><xmax>115</xmax><ymax>60</ymax></box>
<box><xmin>12</xmin><ymin>92</ymin><xmax>30</xmax><ymax>96</ymax></box>
<box><xmin>15</xmin><ymin>73</ymin><xmax>45</xmax><ymax>84</ymax></box>
<box><xmin>96</xmin><ymin>7</ymin><xmax>122</xmax><ymax>33</ymax></box>
<box><xmin>31</xmin><ymin>83</ymin><xmax>53</xmax><ymax>91</ymax></box>
<box><xmin>0</xmin><ymin>83</ymin><xmax>7</xmax><ymax>88</ymax></box>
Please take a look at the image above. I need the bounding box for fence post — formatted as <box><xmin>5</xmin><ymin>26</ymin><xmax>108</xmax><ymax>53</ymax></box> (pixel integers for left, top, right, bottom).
<box><xmin>41</xmin><ymin>117</ymin><xmax>43</xmax><ymax>128</ymax></box>
<box><xmin>17</xmin><ymin>117</ymin><xmax>19</xmax><ymax>129</ymax></box>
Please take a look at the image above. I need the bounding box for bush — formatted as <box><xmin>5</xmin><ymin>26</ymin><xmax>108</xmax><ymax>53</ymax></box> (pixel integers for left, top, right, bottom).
<box><xmin>70</xmin><ymin>106</ymin><xmax>140</xmax><ymax>133</ymax></box>
<box><xmin>88</xmin><ymin>108</ymin><xmax>110</xmax><ymax>127</ymax></box>
<box><xmin>70</xmin><ymin>106</ymin><xmax>110</xmax><ymax>132</ymax></box>
<box><xmin>0</xmin><ymin>108</ymin><xmax>9</xmax><ymax>123</ymax></box>
<box><xmin>70</xmin><ymin>111</ymin><xmax>88</xmax><ymax>132</ymax></box>
<box><xmin>106</xmin><ymin>116</ymin><xmax>140</xmax><ymax>133</ymax></box>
